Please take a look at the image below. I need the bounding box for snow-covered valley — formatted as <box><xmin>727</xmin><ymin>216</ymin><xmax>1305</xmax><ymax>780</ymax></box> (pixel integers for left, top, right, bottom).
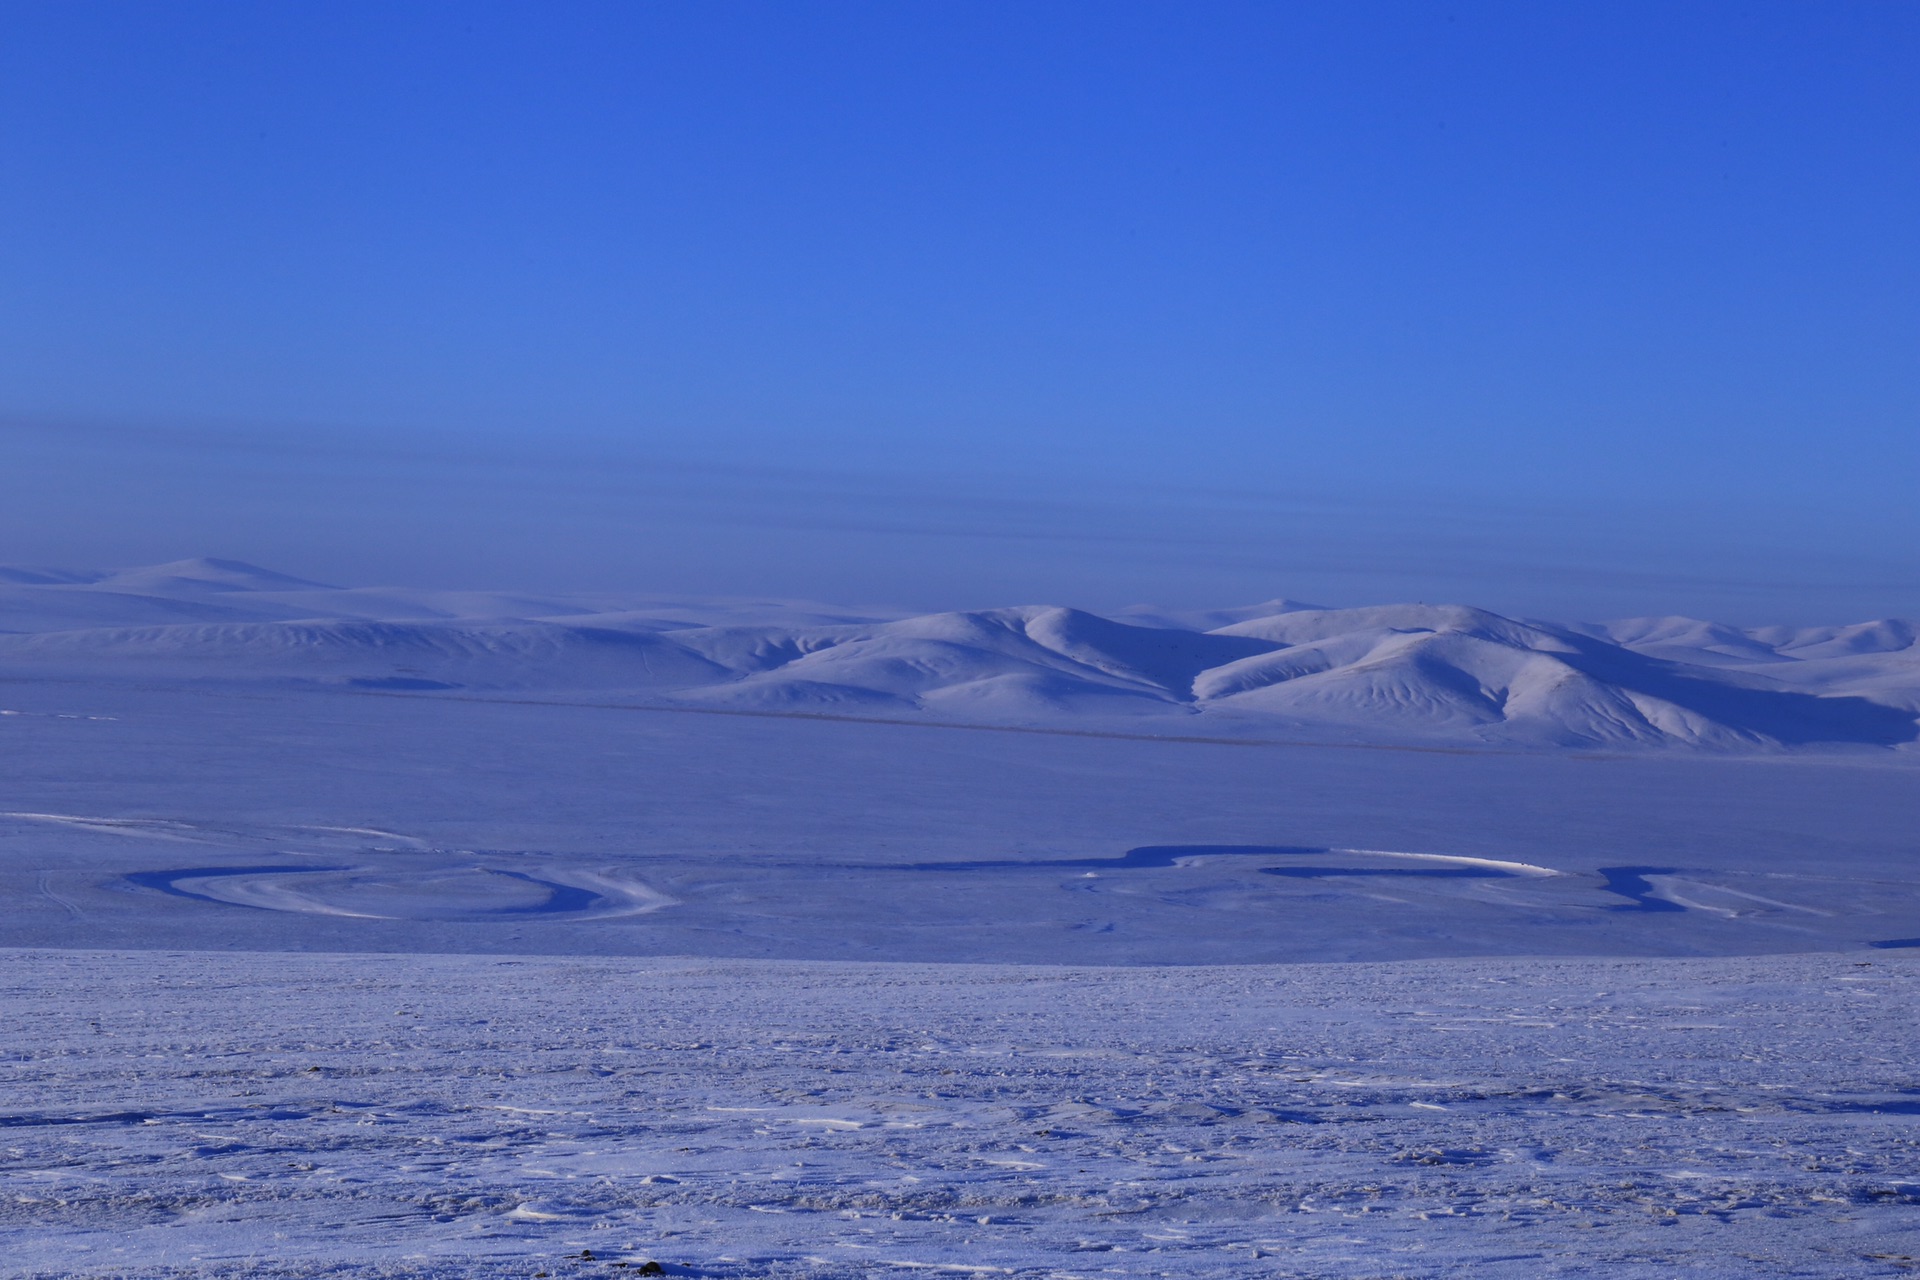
<box><xmin>3</xmin><ymin>562</ymin><xmax>1918</xmax><ymax>1276</ymax></box>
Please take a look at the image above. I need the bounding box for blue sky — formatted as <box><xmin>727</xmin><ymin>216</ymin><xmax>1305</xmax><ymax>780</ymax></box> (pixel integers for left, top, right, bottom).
<box><xmin>2</xmin><ymin>1</ymin><xmax>1916</xmax><ymax>620</ymax></box>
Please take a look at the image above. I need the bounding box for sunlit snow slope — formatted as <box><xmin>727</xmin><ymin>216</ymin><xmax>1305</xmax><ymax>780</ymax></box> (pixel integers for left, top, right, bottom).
<box><xmin>0</xmin><ymin>559</ymin><xmax>1915</xmax><ymax>750</ymax></box>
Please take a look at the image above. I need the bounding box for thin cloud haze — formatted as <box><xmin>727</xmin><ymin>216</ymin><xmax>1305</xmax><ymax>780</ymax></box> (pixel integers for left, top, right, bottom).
<box><xmin>4</xmin><ymin>415</ymin><xmax>1913</xmax><ymax>623</ymax></box>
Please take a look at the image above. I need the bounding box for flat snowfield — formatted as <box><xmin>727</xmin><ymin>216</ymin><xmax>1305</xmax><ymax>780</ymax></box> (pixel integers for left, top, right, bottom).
<box><xmin>3</xmin><ymin>680</ymin><xmax>1918</xmax><ymax>964</ymax></box>
<box><xmin>6</xmin><ymin>947</ymin><xmax>1918</xmax><ymax>1280</ymax></box>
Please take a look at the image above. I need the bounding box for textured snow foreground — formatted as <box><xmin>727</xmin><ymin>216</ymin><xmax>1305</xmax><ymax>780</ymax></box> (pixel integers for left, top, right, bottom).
<box><xmin>5</xmin><ymin>563</ymin><xmax>1920</xmax><ymax>1276</ymax></box>
<box><xmin>7</xmin><ymin>948</ymin><xmax>1918</xmax><ymax>1280</ymax></box>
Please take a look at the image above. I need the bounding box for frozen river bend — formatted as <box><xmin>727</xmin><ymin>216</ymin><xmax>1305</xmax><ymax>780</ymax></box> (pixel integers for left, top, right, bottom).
<box><xmin>7</xmin><ymin>948</ymin><xmax>1919</xmax><ymax>1280</ymax></box>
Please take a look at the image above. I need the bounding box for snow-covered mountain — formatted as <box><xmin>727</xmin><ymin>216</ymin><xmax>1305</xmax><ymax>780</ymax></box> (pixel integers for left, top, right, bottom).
<box><xmin>1</xmin><ymin>558</ymin><xmax>1914</xmax><ymax>751</ymax></box>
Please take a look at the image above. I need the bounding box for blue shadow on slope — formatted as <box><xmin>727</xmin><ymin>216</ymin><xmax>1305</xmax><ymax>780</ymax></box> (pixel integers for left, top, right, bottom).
<box><xmin>895</xmin><ymin>846</ymin><xmax>1705</xmax><ymax>914</ymax></box>
<box><xmin>1261</xmin><ymin>866</ymin><xmax>1507</xmax><ymax>879</ymax></box>
<box><xmin>1868</xmin><ymin>937</ymin><xmax>1920</xmax><ymax>950</ymax></box>
<box><xmin>489</xmin><ymin>870</ymin><xmax>603</xmax><ymax>915</ymax></box>
<box><xmin>895</xmin><ymin>844</ymin><xmax>1328</xmax><ymax>872</ymax></box>
<box><xmin>1593</xmin><ymin>866</ymin><xmax>1685</xmax><ymax>913</ymax></box>
<box><xmin>904</xmin><ymin>844</ymin><xmax>1512</xmax><ymax>879</ymax></box>
<box><xmin>1552</xmin><ymin>637</ymin><xmax>1920</xmax><ymax>747</ymax></box>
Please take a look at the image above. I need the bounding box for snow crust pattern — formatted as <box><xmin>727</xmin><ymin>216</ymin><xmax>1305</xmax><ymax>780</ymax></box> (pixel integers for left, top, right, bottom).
<box><xmin>4</xmin><ymin>949</ymin><xmax>1916</xmax><ymax>1279</ymax></box>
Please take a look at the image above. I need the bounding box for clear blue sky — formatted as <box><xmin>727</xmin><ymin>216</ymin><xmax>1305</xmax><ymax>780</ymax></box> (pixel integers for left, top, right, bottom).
<box><xmin>2</xmin><ymin>1</ymin><xmax>1916</xmax><ymax>620</ymax></box>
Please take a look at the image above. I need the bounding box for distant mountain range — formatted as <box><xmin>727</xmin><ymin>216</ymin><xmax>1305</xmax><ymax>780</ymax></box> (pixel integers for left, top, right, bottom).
<box><xmin>1</xmin><ymin>558</ymin><xmax>1914</xmax><ymax>752</ymax></box>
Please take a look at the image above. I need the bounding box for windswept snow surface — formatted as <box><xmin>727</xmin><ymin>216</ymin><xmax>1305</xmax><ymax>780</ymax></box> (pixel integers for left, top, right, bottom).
<box><xmin>4</xmin><ymin>562</ymin><xmax>1919</xmax><ymax>1276</ymax></box>
<box><xmin>1</xmin><ymin>559</ymin><xmax>1916</xmax><ymax>750</ymax></box>
<box><xmin>5</xmin><ymin>949</ymin><xmax>1919</xmax><ymax>1279</ymax></box>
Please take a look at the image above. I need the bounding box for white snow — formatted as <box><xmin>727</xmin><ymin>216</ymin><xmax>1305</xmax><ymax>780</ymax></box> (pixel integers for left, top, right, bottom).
<box><xmin>2</xmin><ymin>562</ymin><xmax>1917</xmax><ymax>1277</ymax></box>
<box><xmin>4</xmin><ymin>949</ymin><xmax>1916</xmax><ymax>1279</ymax></box>
<box><xmin>1</xmin><ymin>560</ymin><xmax>1913</xmax><ymax>750</ymax></box>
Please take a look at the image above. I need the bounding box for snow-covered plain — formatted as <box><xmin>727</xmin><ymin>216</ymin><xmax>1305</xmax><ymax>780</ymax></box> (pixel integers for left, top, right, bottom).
<box><xmin>3</xmin><ymin>562</ymin><xmax>1918</xmax><ymax>1276</ymax></box>
<box><xmin>7</xmin><ymin>950</ymin><xmax>1919</xmax><ymax>1279</ymax></box>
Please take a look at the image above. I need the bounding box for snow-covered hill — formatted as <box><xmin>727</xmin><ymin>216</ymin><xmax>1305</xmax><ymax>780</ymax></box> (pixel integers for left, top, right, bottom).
<box><xmin>1</xmin><ymin>558</ymin><xmax>1914</xmax><ymax>750</ymax></box>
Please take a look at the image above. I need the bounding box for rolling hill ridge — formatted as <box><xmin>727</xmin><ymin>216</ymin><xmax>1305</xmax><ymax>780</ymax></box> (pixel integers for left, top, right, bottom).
<box><xmin>1</xmin><ymin>559</ymin><xmax>1913</xmax><ymax>751</ymax></box>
